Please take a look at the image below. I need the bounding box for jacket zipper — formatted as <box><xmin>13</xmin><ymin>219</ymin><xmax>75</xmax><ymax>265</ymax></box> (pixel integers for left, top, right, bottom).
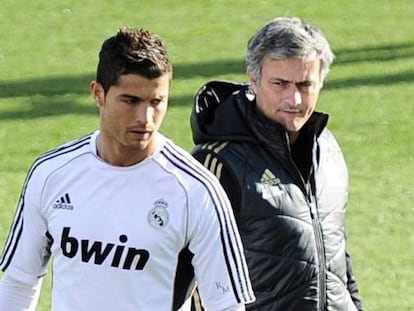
<box><xmin>309</xmin><ymin>199</ymin><xmax>326</xmax><ymax>311</ymax></box>
<box><xmin>286</xmin><ymin>135</ymin><xmax>327</xmax><ymax>310</ymax></box>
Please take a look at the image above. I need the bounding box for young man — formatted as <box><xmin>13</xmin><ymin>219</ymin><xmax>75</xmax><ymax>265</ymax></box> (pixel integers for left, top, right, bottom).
<box><xmin>191</xmin><ymin>17</ymin><xmax>363</xmax><ymax>310</ymax></box>
<box><xmin>0</xmin><ymin>27</ymin><xmax>254</xmax><ymax>311</ymax></box>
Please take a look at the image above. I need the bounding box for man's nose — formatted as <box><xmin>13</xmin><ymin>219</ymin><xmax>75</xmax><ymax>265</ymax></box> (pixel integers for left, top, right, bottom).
<box><xmin>136</xmin><ymin>104</ymin><xmax>154</xmax><ymax>123</ymax></box>
<box><xmin>294</xmin><ymin>90</ymin><xmax>302</xmax><ymax>106</ymax></box>
<box><xmin>285</xmin><ymin>85</ymin><xmax>302</xmax><ymax>106</ymax></box>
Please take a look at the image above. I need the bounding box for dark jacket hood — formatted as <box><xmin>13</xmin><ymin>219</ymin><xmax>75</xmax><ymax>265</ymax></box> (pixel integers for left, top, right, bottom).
<box><xmin>191</xmin><ymin>80</ymin><xmax>328</xmax><ymax>146</ymax></box>
<box><xmin>191</xmin><ymin>80</ymin><xmax>259</xmax><ymax>144</ymax></box>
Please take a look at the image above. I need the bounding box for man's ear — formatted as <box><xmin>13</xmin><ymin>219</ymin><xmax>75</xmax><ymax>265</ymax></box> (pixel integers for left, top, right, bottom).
<box><xmin>247</xmin><ymin>70</ymin><xmax>257</xmax><ymax>92</ymax></box>
<box><xmin>90</xmin><ymin>81</ymin><xmax>105</xmax><ymax>107</ymax></box>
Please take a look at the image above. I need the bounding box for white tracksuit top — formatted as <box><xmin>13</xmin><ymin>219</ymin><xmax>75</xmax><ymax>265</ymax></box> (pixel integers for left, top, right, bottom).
<box><xmin>0</xmin><ymin>131</ymin><xmax>254</xmax><ymax>310</ymax></box>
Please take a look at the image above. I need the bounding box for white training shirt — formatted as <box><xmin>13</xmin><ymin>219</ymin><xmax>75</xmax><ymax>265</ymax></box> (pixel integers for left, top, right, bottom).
<box><xmin>0</xmin><ymin>131</ymin><xmax>254</xmax><ymax>310</ymax></box>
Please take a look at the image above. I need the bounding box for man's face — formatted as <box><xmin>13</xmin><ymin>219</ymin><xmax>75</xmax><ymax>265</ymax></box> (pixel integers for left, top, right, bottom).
<box><xmin>91</xmin><ymin>73</ymin><xmax>170</xmax><ymax>164</ymax></box>
<box><xmin>248</xmin><ymin>55</ymin><xmax>322</xmax><ymax>142</ymax></box>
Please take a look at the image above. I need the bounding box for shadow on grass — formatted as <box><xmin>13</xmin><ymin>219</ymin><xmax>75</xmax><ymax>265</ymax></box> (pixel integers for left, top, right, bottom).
<box><xmin>0</xmin><ymin>58</ymin><xmax>246</xmax><ymax>99</ymax></box>
<box><xmin>335</xmin><ymin>41</ymin><xmax>414</xmax><ymax>64</ymax></box>
<box><xmin>325</xmin><ymin>70</ymin><xmax>414</xmax><ymax>90</ymax></box>
<box><xmin>0</xmin><ymin>93</ymin><xmax>194</xmax><ymax>120</ymax></box>
<box><xmin>0</xmin><ymin>41</ymin><xmax>413</xmax><ymax>119</ymax></box>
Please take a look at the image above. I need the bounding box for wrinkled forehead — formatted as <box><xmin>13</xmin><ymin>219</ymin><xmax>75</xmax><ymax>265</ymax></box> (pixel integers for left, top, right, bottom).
<box><xmin>261</xmin><ymin>55</ymin><xmax>321</xmax><ymax>81</ymax></box>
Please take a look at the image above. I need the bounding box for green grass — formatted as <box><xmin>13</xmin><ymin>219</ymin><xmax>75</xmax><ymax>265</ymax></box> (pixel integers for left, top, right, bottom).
<box><xmin>1</xmin><ymin>0</ymin><xmax>413</xmax><ymax>310</ymax></box>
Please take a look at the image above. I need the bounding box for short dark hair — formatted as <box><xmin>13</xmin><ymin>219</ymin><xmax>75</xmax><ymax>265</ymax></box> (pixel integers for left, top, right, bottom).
<box><xmin>96</xmin><ymin>27</ymin><xmax>172</xmax><ymax>94</ymax></box>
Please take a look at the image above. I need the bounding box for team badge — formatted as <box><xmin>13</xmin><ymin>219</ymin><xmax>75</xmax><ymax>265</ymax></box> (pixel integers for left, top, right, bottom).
<box><xmin>148</xmin><ymin>199</ymin><xmax>170</xmax><ymax>229</ymax></box>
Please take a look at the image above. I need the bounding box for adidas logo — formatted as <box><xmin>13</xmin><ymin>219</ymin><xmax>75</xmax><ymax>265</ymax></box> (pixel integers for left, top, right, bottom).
<box><xmin>260</xmin><ymin>169</ymin><xmax>280</xmax><ymax>186</ymax></box>
<box><xmin>257</xmin><ymin>169</ymin><xmax>283</xmax><ymax>204</ymax></box>
<box><xmin>52</xmin><ymin>193</ymin><xmax>74</xmax><ymax>210</ymax></box>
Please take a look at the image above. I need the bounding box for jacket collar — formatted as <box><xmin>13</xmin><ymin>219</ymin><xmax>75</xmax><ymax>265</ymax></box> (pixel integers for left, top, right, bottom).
<box><xmin>236</xmin><ymin>87</ymin><xmax>329</xmax><ymax>159</ymax></box>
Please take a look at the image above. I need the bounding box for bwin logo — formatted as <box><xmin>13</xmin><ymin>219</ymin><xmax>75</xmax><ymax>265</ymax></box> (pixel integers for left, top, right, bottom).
<box><xmin>60</xmin><ymin>227</ymin><xmax>150</xmax><ymax>270</ymax></box>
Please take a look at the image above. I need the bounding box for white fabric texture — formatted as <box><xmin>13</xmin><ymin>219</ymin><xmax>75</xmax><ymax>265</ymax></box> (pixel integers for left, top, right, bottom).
<box><xmin>0</xmin><ymin>273</ymin><xmax>42</xmax><ymax>311</ymax></box>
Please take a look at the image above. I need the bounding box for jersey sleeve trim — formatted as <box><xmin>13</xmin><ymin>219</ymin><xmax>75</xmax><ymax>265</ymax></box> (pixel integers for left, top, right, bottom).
<box><xmin>0</xmin><ymin>134</ymin><xmax>93</xmax><ymax>273</ymax></box>
<box><xmin>161</xmin><ymin>141</ymin><xmax>254</xmax><ymax>304</ymax></box>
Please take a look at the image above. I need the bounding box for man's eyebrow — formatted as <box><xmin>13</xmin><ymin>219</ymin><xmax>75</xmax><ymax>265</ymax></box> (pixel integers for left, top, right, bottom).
<box><xmin>119</xmin><ymin>94</ymin><xmax>142</xmax><ymax>101</ymax></box>
<box><xmin>119</xmin><ymin>93</ymin><xmax>168</xmax><ymax>101</ymax></box>
<box><xmin>270</xmin><ymin>77</ymin><xmax>289</xmax><ymax>82</ymax></box>
<box><xmin>270</xmin><ymin>77</ymin><xmax>313</xmax><ymax>84</ymax></box>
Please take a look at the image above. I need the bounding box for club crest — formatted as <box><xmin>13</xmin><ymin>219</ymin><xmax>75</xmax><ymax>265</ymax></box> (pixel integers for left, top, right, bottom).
<box><xmin>148</xmin><ymin>199</ymin><xmax>169</xmax><ymax>229</ymax></box>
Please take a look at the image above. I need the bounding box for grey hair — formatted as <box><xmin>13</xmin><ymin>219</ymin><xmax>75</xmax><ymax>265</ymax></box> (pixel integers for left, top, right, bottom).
<box><xmin>246</xmin><ymin>16</ymin><xmax>334</xmax><ymax>83</ymax></box>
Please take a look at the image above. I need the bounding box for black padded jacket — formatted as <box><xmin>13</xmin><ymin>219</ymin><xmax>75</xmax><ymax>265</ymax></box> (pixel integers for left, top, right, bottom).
<box><xmin>190</xmin><ymin>81</ymin><xmax>363</xmax><ymax>311</ymax></box>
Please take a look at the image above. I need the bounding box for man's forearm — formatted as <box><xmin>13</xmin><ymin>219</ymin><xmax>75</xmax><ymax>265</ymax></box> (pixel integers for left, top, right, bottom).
<box><xmin>0</xmin><ymin>273</ymin><xmax>42</xmax><ymax>311</ymax></box>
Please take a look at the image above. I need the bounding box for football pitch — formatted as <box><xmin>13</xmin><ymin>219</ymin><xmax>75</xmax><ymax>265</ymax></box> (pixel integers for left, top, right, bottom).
<box><xmin>0</xmin><ymin>0</ymin><xmax>413</xmax><ymax>309</ymax></box>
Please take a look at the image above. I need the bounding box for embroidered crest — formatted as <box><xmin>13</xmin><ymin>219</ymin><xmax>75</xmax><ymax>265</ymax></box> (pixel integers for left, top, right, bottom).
<box><xmin>148</xmin><ymin>199</ymin><xmax>169</xmax><ymax>229</ymax></box>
